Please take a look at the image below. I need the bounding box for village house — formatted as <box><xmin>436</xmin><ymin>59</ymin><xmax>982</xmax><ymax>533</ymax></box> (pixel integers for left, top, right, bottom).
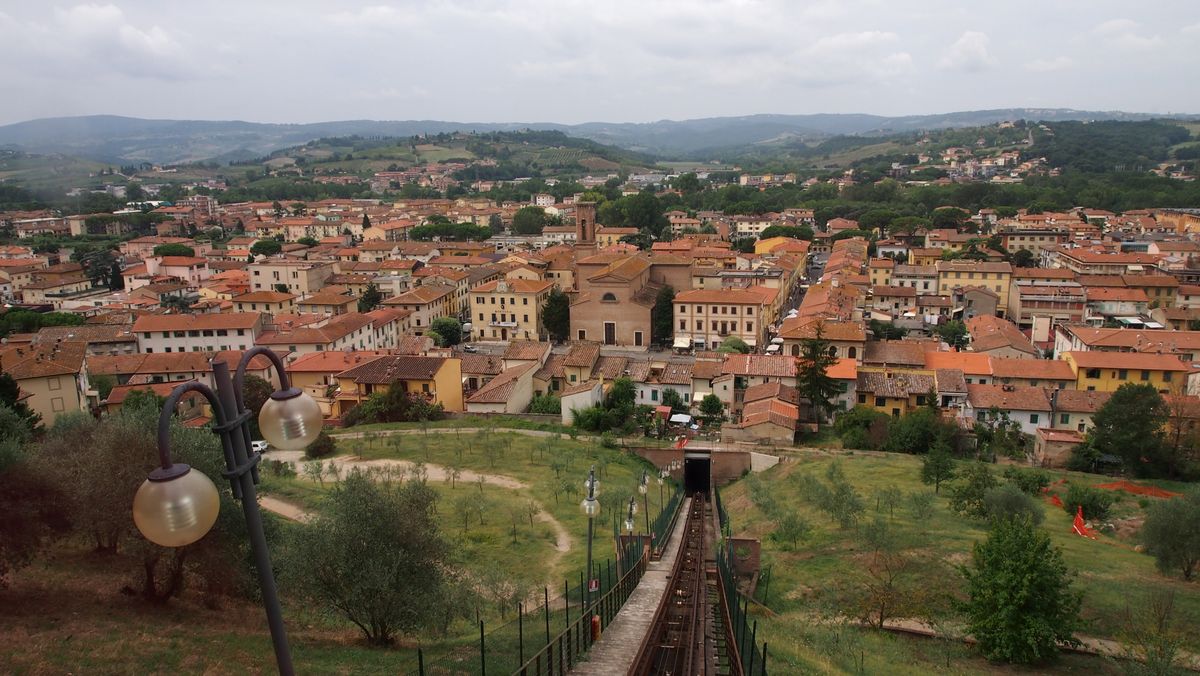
<box><xmin>133</xmin><ymin>312</ymin><xmax>266</xmax><ymax>353</ymax></box>
<box><xmin>470</xmin><ymin>278</ymin><xmax>553</xmax><ymax>342</ymax></box>
<box><xmin>333</xmin><ymin>355</ymin><xmax>464</xmax><ymax>417</ymax></box>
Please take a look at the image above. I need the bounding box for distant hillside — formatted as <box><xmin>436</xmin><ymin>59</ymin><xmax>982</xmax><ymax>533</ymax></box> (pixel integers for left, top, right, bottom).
<box><xmin>0</xmin><ymin>110</ymin><xmax>1191</xmax><ymax>165</ymax></box>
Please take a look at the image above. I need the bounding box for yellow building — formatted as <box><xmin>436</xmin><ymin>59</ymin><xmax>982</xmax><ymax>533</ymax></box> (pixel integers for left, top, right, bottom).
<box><xmin>470</xmin><ymin>278</ymin><xmax>553</xmax><ymax>342</ymax></box>
<box><xmin>854</xmin><ymin>367</ymin><xmax>936</xmax><ymax>417</ymax></box>
<box><xmin>936</xmin><ymin>260</ymin><xmax>1012</xmax><ymax>315</ymax></box>
<box><xmin>333</xmin><ymin>354</ymin><xmax>464</xmax><ymax>416</ymax></box>
<box><xmin>0</xmin><ymin>341</ymin><xmax>90</xmax><ymax>424</ymax></box>
<box><xmin>867</xmin><ymin>258</ymin><xmax>894</xmax><ymax>287</ymax></box>
<box><xmin>1061</xmin><ymin>351</ymin><xmax>1188</xmax><ymax>393</ymax></box>
<box><xmin>232</xmin><ymin>290</ymin><xmax>296</xmax><ymax>314</ymax></box>
<box><xmin>596</xmin><ymin>226</ymin><xmax>639</xmax><ymax>247</ymax></box>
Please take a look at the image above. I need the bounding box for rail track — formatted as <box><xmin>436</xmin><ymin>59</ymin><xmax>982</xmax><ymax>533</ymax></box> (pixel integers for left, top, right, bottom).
<box><xmin>629</xmin><ymin>492</ymin><xmax>733</xmax><ymax>676</ymax></box>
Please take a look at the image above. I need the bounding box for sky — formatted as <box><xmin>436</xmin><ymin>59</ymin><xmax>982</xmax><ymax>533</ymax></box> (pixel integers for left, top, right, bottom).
<box><xmin>0</xmin><ymin>0</ymin><xmax>1197</xmax><ymax>126</ymax></box>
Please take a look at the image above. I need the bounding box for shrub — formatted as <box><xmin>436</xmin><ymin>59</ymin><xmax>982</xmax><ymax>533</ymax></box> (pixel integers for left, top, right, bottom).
<box><xmin>982</xmin><ymin>485</ymin><xmax>1044</xmax><ymax>525</ymax></box>
<box><xmin>1062</xmin><ymin>484</ymin><xmax>1115</xmax><ymax>521</ymax></box>
<box><xmin>264</xmin><ymin>458</ymin><xmax>297</xmax><ymax>478</ymax></box>
<box><xmin>305</xmin><ymin>431</ymin><xmax>337</xmax><ymax>459</ymax></box>
<box><xmin>599</xmin><ymin>431</ymin><xmax>618</xmax><ymax>449</ymax></box>
<box><xmin>1003</xmin><ymin>467</ymin><xmax>1050</xmax><ymax>495</ymax></box>
<box><xmin>834</xmin><ymin>405</ymin><xmax>889</xmax><ymax>450</ymax></box>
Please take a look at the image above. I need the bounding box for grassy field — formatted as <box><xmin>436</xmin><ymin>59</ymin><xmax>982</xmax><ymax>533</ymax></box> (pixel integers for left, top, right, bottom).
<box><xmin>721</xmin><ymin>452</ymin><xmax>1200</xmax><ymax>673</ymax></box>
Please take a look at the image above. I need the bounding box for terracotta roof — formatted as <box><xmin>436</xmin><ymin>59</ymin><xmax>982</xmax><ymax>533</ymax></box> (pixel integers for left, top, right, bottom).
<box><xmin>923</xmin><ymin>351</ymin><xmax>993</xmax><ymax>375</ymax></box>
<box><xmin>722</xmin><ymin>354</ymin><xmax>797</xmax><ymax>378</ymax></box>
<box><xmin>966</xmin><ymin>315</ymin><xmax>1038</xmax><ymax>356</ymax></box>
<box><xmin>857</xmin><ymin>370</ymin><xmax>935</xmax><ymax>398</ymax></box>
<box><xmin>502</xmin><ymin>340</ymin><xmax>551</xmax><ymax>362</ymax></box>
<box><xmin>743</xmin><ymin>382</ymin><xmax>800</xmax><ymax>405</ymax></box>
<box><xmin>593</xmin><ymin>356</ymin><xmax>628</xmax><ymax>379</ymax></box>
<box><xmin>988</xmin><ymin>358</ymin><xmax>1073</xmax><ymax>381</ymax></box>
<box><xmin>234</xmin><ymin>291</ymin><xmax>296</xmax><ymax>303</ymax></box>
<box><xmin>826</xmin><ymin>357</ymin><xmax>858</xmax><ymax>380</ymax></box>
<box><xmin>1059</xmin><ymin>326</ymin><xmax>1200</xmax><ymax>352</ymax></box>
<box><xmin>691</xmin><ymin>359</ymin><xmax>723</xmax><ymax>380</ymax></box>
<box><xmin>468</xmin><ymin>362</ymin><xmax>536</xmax><ymax>404</ymax></box>
<box><xmin>564</xmin><ymin>341</ymin><xmax>601</xmax><ymax>368</ymax></box>
<box><xmin>31</xmin><ymin>324</ymin><xmax>135</xmax><ymax>346</ymax></box>
<box><xmin>533</xmin><ymin>353</ymin><xmax>567</xmax><ymax>380</ymax></box>
<box><xmin>864</xmin><ymin>340</ymin><xmax>931</xmax><ymax>367</ymax></box>
<box><xmin>0</xmin><ymin>341</ymin><xmax>86</xmax><ymax>379</ymax></box>
<box><xmin>967</xmin><ymin>384</ymin><xmax>1052</xmax><ymax>411</ymax></box>
<box><xmin>779</xmin><ymin>317</ymin><xmax>866</xmax><ymax>342</ymax></box>
<box><xmin>460</xmin><ymin>354</ymin><xmax>505</xmax><ymax>376</ymax></box>
<box><xmin>473</xmin><ymin>279</ymin><xmax>553</xmax><ymax>294</ymax></box>
<box><xmin>286</xmin><ymin>350</ymin><xmax>392</xmax><ymax>373</ymax></box>
<box><xmin>675</xmin><ymin>288</ymin><xmax>770</xmax><ymax>305</ymax></box>
<box><xmin>383</xmin><ymin>283</ymin><xmax>454</xmax><ymax>305</ymax></box>
<box><xmin>336</xmin><ymin>355</ymin><xmax>447</xmax><ymax>383</ymax></box>
<box><xmin>1086</xmin><ymin>287</ymin><xmax>1149</xmax><ymax>303</ymax></box>
<box><xmin>738</xmin><ymin>398</ymin><xmax>799</xmax><ymax>430</ymax></box>
<box><xmin>934</xmin><ymin>368</ymin><xmax>968</xmax><ymax>393</ymax></box>
<box><xmin>625</xmin><ymin>360</ymin><xmax>653</xmax><ymax>382</ymax></box>
<box><xmin>1052</xmin><ymin>388</ymin><xmax>1111</xmax><ymax>413</ymax></box>
<box><xmin>256</xmin><ymin>313</ymin><xmax>374</xmax><ymax>346</ymax></box>
<box><xmin>658</xmin><ymin>362</ymin><xmax>694</xmax><ymax>385</ymax></box>
<box><xmin>1064</xmin><ymin>351</ymin><xmax>1190</xmax><ymax>371</ymax></box>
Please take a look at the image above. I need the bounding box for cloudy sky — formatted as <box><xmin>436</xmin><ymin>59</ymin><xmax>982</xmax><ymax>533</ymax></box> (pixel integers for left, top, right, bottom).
<box><xmin>0</xmin><ymin>1</ymin><xmax>1196</xmax><ymax>126</ymax></box>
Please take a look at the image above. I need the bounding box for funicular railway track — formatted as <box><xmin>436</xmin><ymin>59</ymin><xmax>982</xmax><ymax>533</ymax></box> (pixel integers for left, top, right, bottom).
<box><xmin>630</xmin><ymin>492</ymin><xmax>731</xmax><ymax>676</ymax></box>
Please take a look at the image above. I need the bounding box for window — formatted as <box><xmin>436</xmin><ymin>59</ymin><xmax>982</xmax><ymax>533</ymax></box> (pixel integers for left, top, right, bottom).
<box><xmin>162</xmin><ymin>331</ymin><xmax>170</xmax><ymax>338</ymax></box>
<box><xmin>875</xmin><ymin>396</ymin><xmax>886</xmax><ymax>407</ymax></box>
<box><xmin>1030</xmin><ymin>413</ymin><xmax>1039</xmax><ymax>424</ymax></box>
<box><xmin>915</xmin><ymin>394</ymin><xmax>925</xmax><ymax>406</ymax></box>
<box><xmin>174</xmin><ymin>331</ymin><xmax>185</xmax><ymax>338</ymax></box>
<box><xmin>1119</xmin><ymin>369</ymin><xmax>1128</xmax><ymax>379</ymax></box>
<box><xmin>146</xmin><ymin>348</ymin><xmax>153</xmax><ymax>353</ymax></box>
<box><xmin>570</xmin><ymin>374</ymin><xmax>577</xmax><ymax>383</ymax></box>
<box><xmin>523</xmin><ymin>298</ymin><xmax>528</xmax><ymax>305</ymax></box>
<box><xmin>1060</xmin><ymin>413</ymin><xmax>1070</xmax><ymax>424</ymax></box>
<box><xmin>680</xmin><ymin>320</ymin><xmax>686</xmax><ymax>330</ymax></box>
<box><xmin>578</xmin><ymin>330</ymin><xmax>586</xmax><ymax>340</ymax></box>
<box><xmin>847</xmin><ymin>346</ymin><xmax>857</xmax><ymax>359</ymax></box>
<box><xmin>1164</xmin><ymin>372</ymin><xmax>1173</xmax><ymax>383</ymax></box>
<box><xmin>1141</xmin><ymin>370</ymin><xmax>1151</xmax><ymax>381</ymax></box>
<box><xmin>1085</xmin><ymin>368</ymin><xmax>1101</xmax><ymax>379</ymax></box>
<box><xmin>602</xmin><ymin>292</ymin><xmax>617</xmax><ymax>302</ymax></box>
<box><xmin>634</xmin><ymin>331</ymin><xmax>643</xmax><ymax>347</ymax></box>
<box><xmin>857</xmin><ymin>393</ymin><xmax>867</xmax><ymax>404</ymax></box>
<box><xmin>165</xmin><ymin>347</ymin><xmax>172</xmax><ymax>353</ymax></box>
<box><xmin>51</xmin><ymin>397</ymin><xmax>64</xmax><ymax>412</ymax></box>
<box><xmin>651</xmin><ymin>389</ymin><xmax>658</xmax><ymax>401</ymax></box>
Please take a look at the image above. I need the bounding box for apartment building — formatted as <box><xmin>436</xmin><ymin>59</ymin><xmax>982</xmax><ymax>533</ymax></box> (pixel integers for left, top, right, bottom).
<box><xmin>0</xmin><ymin>341</ymin><xmax>90</xmax><ymax>424</ymax></box>
<box><xmin>133</xmin><ymin>313</ymin><xmax>266</xmax><ymax>353</ymax></box>
<box><xmin>469</xmin><ymin>278</ymin><xmax>553</xmax><ymax>342</ymax></box>
<box><xmin>936</xmin><ymin>261</ymin><xmax>1012</xmax><ymax>315</ymax></box>
<box><xmin>247</xmin><ymin>259</ymin><xmax>335</xmax><ymax>294</ymax></box>
<box><xmin>673</xmin><ymin>288</ymin><xmax>769</xmax><ymax>351</ymax></box>
<box><xmin>382</xmin><ymin>283</ymin><xmax>456</xmax><ymax>335</ymax></box>
<box><xmin>232</xmin><ymin>290</ymin><xmax>297</xmax><ymax>314</ymax></box>
<box><xmin>1061</xmin><ymin>351</ymin><xmax>1189</xmax><ymax>393</ymax></box>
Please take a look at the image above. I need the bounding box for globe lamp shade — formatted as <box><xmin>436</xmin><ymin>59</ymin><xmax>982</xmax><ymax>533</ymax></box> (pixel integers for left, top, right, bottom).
<box><xmin>133</xmin><ymin>468</ymin><xmax>220</xmax><ymax>547</ymax></box>
<box><xmin>259</xmin><ymin>390</ymin><xmax>323</xmax><ymax>450</ymax></box>
<box><xmin>581</xmin><ymin>497</ymin><xmax>600</xmax><ymax>517</ymax></box>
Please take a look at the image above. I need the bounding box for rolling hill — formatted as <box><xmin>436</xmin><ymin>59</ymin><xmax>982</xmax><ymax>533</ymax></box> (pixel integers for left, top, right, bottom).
<box><xmin>0</xmin><ymin>109</ymin><xmax>1190</xmax><ymax>166</ymax></box>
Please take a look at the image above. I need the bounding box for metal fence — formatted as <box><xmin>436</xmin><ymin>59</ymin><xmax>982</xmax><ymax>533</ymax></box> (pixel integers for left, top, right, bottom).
<box><xmin>714</xmin><ymin>485</ymin><xmax>769</xmax><ymax>676</ymax></box>
<box><xmin>413</xmin><ymin>481</ymin><xmax>685</xmax><ymax>675</ymax></box>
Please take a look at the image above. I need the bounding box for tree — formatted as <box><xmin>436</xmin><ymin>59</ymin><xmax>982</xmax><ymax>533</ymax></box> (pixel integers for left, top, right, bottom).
<box><xmin>651</xmin><ymin>285</ymin><xmax>675</xmax><ymax>346</ymax></box>
<box><xmin>921</xmin><ymin>440</ymin><xmax>956</xmax><ymax>494</ymax></box>
<box><xmin>428</xmin><ymin>317</ymin><xmax>462</xmax><ymax>347</ymax></box>
<box><xmin>1141</xmin><ymin>490</ymin><xmax>1200</xmax><ymax>580</ymax></box>
<box><xmin>843</xmin><ymin>517</ymin><xmax>942</xmax><ymax>628</ymax></box>
<box><xmin>528</xmin><ymin>394</ymin><xmax>561</xmax><ymax>414</ymax></box>
<box><xmin>305</xmin><ymin>431</ymin><xmax>337</xmax><ymax>459</ymax></box>
<box><xmin>717</xmin><ymin>336</ymin><xmax>750</xmax><ymax>354</ymax></box>
<box><xmin>542</xmin><ymin>288</ymin><xmax>570</xmax><ymax>342</ymax></box>
<box><xmin>931</xmin><ymin>206</ymin><xmax>969</xmax><ymax>229</ymax></box>
<box><xmin>0</xmin><ymin>372</ymin><xmax>40</xmax><ymax>434</ymax></box>
<box><xmin>796</xmin><ymin>326</ymin><xmax>841</xmax><ymax>426</ymax></box>
<box><xmin>1011</xmin><ymin>249</ymin><xmax>1038</xmax><ymax>268</ymax></box>
<box><xmin>91</xmin><ymin>374</ymin><xmax>117</xmax><ymax>401</ymax></box>
<box><xmin>358</xmin><ymin>282</ymin><xmax>383</xmax><ymax>312</ymax></box>
<box><xmin>936</xmin><ymin>320</ymin><xmax>969</xmax><ymax>349</ymax></box>
<box><xmin>250</xmin><ymin>240</ymin><xmax>282</xmax><ymax>257</ymax></box>
<box><xmin>153</xmin><ymin>243</ymin><xmax>195</xmax><ymax>257</ymax></box>
<box><xmin>512</xmin><ymin>206</ymin><xmax>548</xmax><ymax>235</ymax></box>
<box><xmin>885</xmin><ymin>407</ymin><xmax>952</xmax><ymax>454</ymax></box>
<box><xmin>948</xmin><ymin>462</ymin><xmax>998</xmax><ymax>518</ymax></box>
<box><xmin>1079</xmin><ymin>383</ymin><xmax>1175</xmax><ymax>477</ymax></box>
<box><xmin>699</xmin><ymin>393</ymin><xmax>724</xmax><ymax>420</ymax></box>
<box><xmin>975</xmin><ymin>408</ymin><xmax>1028</xmax><ymax>461</ymax></box>
<box><xmin>770</xmin><ymin>512</ymin><xmax>810</xmax><ymax>550</ymax></box>
<box><xmin>361</xmin><ymin>213</ymin><xmax>371</xmax><ymax>231</ymax></box>
<box><xmin>835</xmin><ymin>405</ymin><xmax>890</xmax><ymax>450</ymax></box>
<box><xmin>661</xmin><ymin>388</ymin><xmax>688</xmax><ymax>415</ymax></box>
<box><xmin>296</xmin><ymin>236</ymin><xmax>319</xmax><ymax>247</ymax></box>
<box><xmin>282</xmin><ymin>470</ymin><xmax>454</xmax><ymax>645</ymax></box>
<box><xmin>982</xmin><ymin>485</ymin><xmax>1044</xmax><ymax>525</ymax></box>
<box><xmin>240</xmin><ymin>375</ymin><xmax>273</xmax><ymax>439</ymax></box>
<box><xmin>108</xmin><ymin>261</ymin><xmax>125</xmax><ymax>290</ymax></box>
<box><xmin>959</xmin><ymin>517</ymin><xmax>1082</xmax><ymax>664</ymax></box>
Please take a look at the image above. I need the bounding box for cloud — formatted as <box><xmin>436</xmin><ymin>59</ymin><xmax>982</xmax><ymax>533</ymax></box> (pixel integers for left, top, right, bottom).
<box><xmin>937</xmin><ymin>31</ymin><xmax>995</xmax><ymax>72</ymax></box>
<box><xmin>1025</xmin><ymin>56</ymin><xmax>1073</xmax><ymax>72</ymax></box>
<box><xmin>1092</xmin><ymin>18</ymin><xmax>1161</xmax><ymax>50</ymax></box>
<box><xmin>1183</xmin><ymin>23</ymin><xmax>1200</xmax><ymax>35</ymax></box>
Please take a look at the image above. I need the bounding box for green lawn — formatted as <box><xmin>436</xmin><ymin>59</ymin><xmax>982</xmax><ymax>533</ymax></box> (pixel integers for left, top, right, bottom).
<box><xmin>722</xmin><ymin>452</ymin><xmax>1200</xmax><ymax>673</ymax></box>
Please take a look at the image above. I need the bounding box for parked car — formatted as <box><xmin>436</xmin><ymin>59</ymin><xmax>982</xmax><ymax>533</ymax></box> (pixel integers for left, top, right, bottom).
<box><xmin>251</xmin><ymin>440</ymin><xmax>270</xmax><ymax>453</ymax></box>
<box><xmin>463</xmin><ymin>344</ymin><xmax>478</xmax><ymax>353</ymax></box>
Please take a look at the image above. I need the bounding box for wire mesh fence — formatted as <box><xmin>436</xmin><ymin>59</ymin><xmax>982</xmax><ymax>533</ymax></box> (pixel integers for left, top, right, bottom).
<box><xmin>714</xmin><ymin>485</ymin><xmax>769</xmax><ymax>676</ymax></box>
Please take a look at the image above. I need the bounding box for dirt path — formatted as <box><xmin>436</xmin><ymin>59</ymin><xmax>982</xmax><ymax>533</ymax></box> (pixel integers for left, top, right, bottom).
<box><xmin>258</xmin><ymin>495</ymin><xmax>312</xmax><ymax>522</ymax></box>
<box><xmin>263</xmin><ymin>449</ymin><xmax>573</xmax><ymax>573</ymax></box>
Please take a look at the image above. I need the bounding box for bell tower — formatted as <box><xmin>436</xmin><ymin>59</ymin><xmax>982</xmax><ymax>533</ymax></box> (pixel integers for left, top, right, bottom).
<box><xmin>576</xmin><ymin>201</ymin><xmax>596</xmax><ymax>244</ymax></box>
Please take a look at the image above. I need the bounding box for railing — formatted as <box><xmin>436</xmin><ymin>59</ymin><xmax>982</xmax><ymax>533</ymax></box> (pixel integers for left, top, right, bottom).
<box><xmin>411</xmin><ymin>540</ymin><xmax>646</xmax><ymax>676</ymax></box>
<box><xmin>714</xmin><ymin>485</ymin><xmax>768</xmax><ymax>676</ymax></box>
<box><xmin>650</xmin><ymin>483</ymin><xmax>684</xmax><ymax>559</ymax></box>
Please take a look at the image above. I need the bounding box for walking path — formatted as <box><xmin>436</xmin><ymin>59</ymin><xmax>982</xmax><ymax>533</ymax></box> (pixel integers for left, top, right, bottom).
<box><xmin>260</xmin><ymin>449</ymin><xmax>572</xmax><ymax>573</ymax></box>
<box><xmin>570</xmin><ymin>497</ymin><xmax>693</xmax><ymax>676</ymax></box>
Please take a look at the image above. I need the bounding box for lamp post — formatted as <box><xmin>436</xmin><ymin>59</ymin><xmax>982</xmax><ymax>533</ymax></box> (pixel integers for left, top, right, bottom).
<box><xmin>657</xmin><ymin>468</ymin><xmax>666</xmax><ymax>517</ymax></box>
<box><xmin>625</xmin><ymin>495</ymin><xmax>637</xmax><ymax>535</ymax></box>
<box><xmin>132</xmin><ymin>347</ymin><xmax>320</xmax><ymax>676</ymax></box>
<box><xmin>581</xmin><ymin>466</ymin><xmax>599</xmax><ymax>621</ymax></box>
<box><xmin>638</xmin><ymin>470</ymin><xmax>650</xmax><ymax>537</ymax></box>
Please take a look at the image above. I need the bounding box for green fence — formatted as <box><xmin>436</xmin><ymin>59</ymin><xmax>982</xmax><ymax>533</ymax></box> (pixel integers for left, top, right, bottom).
<box><xmin>714</xmin><ymin>485</ymin><xmax>769</xmax><ymax>676</ymax></box>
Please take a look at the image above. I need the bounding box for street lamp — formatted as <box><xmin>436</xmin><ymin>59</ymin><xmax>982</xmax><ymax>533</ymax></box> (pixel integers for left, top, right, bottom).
<box><xmin>624</xmin><ymin>496</ymin><xmax>636</xmax><ymax>535</ymax></box>
<box><xmin>657</xmin><ymin>468</ymin><xmax>666</xmax><ymax>518</ymax></box>
<box><xmin>580</xmin><ymin>466</ymin><xmax>600</xmax><ymax>621</ymax></box>
<box><xmin>131</xmin><ymin>347</ymin><xmax>316</xmax><ymax>676</ymax></box>
<box><xmin>638</xmin><ymin>470</ymin><xmax>650</xmax><ymax>537</ymax></box>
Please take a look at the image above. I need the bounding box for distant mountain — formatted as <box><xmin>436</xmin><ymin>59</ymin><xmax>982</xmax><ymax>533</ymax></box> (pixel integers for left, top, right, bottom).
<box><xmin>0</xmin><ymin>109</ymin><xmax>1188</xmax><ymax>165</ymax></box>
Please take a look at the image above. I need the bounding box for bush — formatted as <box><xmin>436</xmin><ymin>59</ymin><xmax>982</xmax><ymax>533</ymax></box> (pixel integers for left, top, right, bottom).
<box><xmin>1062</xmin><ymin>484</ymin><xmax>1115</xmax><ymax>521</ymax></box>
<box><xmin>834</xmin><ymin>406</ymin><xmax>889</xmax><ymax>450</ymax></box>
<box><xmin>528</xmin><ymin>394</ymin><xmax>561</xmax><ymax>415</ymax></box>
<box><xmin>264</xmin><ymin>458</ymin><xmax>297</xmax><ymax>478</ymax></box>
<box><xmin>599</xmin><ymin>431</ymin><xmax>618</xmax><ymax>449</ymax></box>
<box><xmin>1003</xmin><ymin>467</ymin><xmax>1050</xmax><ymax>495</ymax></box>
<box><xmin>983</xmin><ymin>485</ymin><xmax>1044</xmax><ymax>525</ymax></box>
<box><xmin>305</xmin><ymin>431</ymin><xmax>337</xmax><ymax>459</ymax></box>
